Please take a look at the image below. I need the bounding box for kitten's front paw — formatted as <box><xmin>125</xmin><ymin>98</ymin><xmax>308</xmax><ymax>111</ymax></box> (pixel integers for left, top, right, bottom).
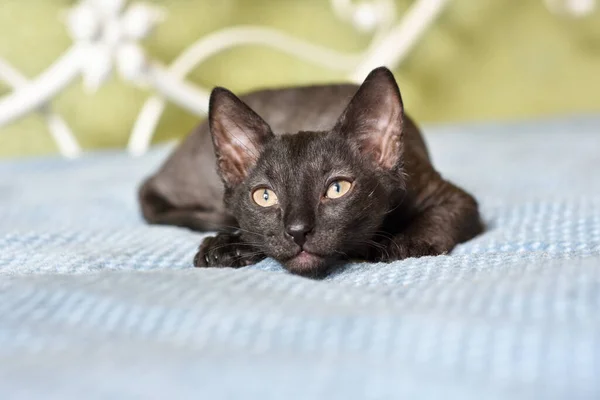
<box><xmin>375</xmin><ymin>236</ymin><xmax>449</xmax><ymax>262</ymax></box>
<box><xmin>194</xmin><ymin>233</ymin><xmax>265</xmax><ymax>268</ymax></box>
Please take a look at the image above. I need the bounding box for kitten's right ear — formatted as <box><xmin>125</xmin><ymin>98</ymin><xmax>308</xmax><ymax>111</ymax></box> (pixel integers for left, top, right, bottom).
<box><xmin>209</xmin><ymin>87</ymin><xmax>274</xmax><ymax>186</ymax></box>
<box><xmin>333</xmin><ymin>67</ymin><xmax>405</xmax><ymax>170</ymax></box>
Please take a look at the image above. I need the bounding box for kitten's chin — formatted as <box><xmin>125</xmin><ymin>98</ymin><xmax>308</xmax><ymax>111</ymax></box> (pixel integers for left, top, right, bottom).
<box><xmin>282</xmin><ymin>251</ymin><xmax>330</xmax><ymax>278</ymax></box>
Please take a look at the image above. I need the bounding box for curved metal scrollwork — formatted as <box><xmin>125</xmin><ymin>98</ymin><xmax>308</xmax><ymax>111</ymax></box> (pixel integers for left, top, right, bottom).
<box><xmin>0</xmin><ymin>0</ymin><xmax>451</xmax><ymax>158</ymax></box>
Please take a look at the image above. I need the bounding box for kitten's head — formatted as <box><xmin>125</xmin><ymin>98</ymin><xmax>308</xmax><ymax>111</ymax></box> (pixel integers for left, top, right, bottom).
<box><xmin>208</xmin><ymin>67</ymin><xmax>407</xmax><ymax>277</ymax></box>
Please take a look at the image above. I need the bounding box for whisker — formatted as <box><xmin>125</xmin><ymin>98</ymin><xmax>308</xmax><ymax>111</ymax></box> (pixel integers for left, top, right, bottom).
<box><xmin>345</xmin><ymin>238</ymin><xmax>391</xmax><ymax>260</ymax></box>
<box><xmin>370</xmin><ymin>231</ymin><xmax>404</xmax><ymax>256</ymax></box>
<box><xmin>333</xmin><ymin>250</ymin><xmax>350</xmax><ymax>260</ymax></box>
<box><xmin>384</xmin><ymin>190</ymin><xmax>407</xmax><ymax>216</ymax></box>
<box><xmin>220</xmin><ymin>225</ymin><xmax>269</xmax><ymax>239</ymax></box>
<box><xmin>370</xmin><ymin>232</ymin><xmax>394</xmax><ymax>240</ymax></box>
<box><xmin>366</xmin><ymin>181</ymin><xmax>380</xmax><ymax>199</ymax></box>
<box><xmin>205</xmin><ymin>242</ymin><xmax>263</xmax><ymax>253</ymax></box>
<box><xmin>235</xmin><ymin>252</ymin><xmax>265</xmax><ymax>259</ymax></box>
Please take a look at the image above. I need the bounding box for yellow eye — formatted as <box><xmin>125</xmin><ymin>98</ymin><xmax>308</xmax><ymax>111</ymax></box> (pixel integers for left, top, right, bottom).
<box><xmin>252</xmin><ymin>188</ymin><xmax>279</xmax><ymax>207</ymax></box>
<box><xmin>325</xmin><ymin>180</ymin><xmax>352</xmax><ymax>199</ymax></box>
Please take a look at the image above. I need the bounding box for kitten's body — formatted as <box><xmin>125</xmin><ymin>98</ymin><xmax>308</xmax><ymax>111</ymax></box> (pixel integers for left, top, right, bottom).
<box><xmin>139</xmin><ymin>68</ymin><xmax>483</xmax><ymax>277</ymax></box>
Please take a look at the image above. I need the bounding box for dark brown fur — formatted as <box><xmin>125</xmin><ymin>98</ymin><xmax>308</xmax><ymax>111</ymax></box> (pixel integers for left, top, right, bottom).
<box><xmin>139</xmin><ymin>67</ymin><xmax>483</xmax><ymax>277</ymax></box>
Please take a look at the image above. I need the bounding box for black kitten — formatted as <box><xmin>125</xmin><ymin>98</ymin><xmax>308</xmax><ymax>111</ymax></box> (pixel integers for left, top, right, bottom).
<box><xmin>139</xmin><ymin>67</ymin><xmax>483</xmax><ymax>277</ymax></box>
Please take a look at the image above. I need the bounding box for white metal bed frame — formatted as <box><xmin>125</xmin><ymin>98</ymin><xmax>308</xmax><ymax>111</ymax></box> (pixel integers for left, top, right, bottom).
<box><xmin>0</xmin><ymin>0</ymin><xmax>593</xmax><ymax>158</ymax></box>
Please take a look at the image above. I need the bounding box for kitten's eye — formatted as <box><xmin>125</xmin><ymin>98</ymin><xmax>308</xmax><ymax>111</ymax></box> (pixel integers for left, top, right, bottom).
<box><xmin>252</xmin><ymin>188</ymin><xmax>279</xmax><ymax>207</ymax></box>
<box><xmin>325</xmin><ymin>180</ymin><xmax>352</xmax><ymax>199</ymax></box>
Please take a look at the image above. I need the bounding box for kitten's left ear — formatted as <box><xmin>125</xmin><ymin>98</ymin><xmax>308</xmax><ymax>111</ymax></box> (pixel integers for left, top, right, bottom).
<box><xmin>334</xmin><ymin>66</ymin><xmax>404</xmax><ymax>170</ymax></box>
<box><xmin>209</xmin><ymin>87</ymin><xmax>274</xmax><ymax>186</ymax></box>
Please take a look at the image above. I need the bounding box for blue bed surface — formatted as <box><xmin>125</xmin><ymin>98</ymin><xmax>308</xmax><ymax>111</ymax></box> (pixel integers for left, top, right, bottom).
<box><xmin>0</xmin><ymin>116</ymin><xmax>598</xmax><ymax>399</ymax></box>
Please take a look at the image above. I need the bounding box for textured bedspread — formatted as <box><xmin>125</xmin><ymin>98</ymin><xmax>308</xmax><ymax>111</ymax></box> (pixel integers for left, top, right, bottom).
<box><xmin>1</xmin><ymin>117</ymin><xmax>599</xmax><ymax>399</ymax></box>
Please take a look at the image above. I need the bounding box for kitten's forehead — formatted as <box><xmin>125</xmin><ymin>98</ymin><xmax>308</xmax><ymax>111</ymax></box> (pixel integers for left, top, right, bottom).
<box><xmin>265</xmin><ymin>131</ymin><xmax>353</xmax><ymax>177</ymax></box>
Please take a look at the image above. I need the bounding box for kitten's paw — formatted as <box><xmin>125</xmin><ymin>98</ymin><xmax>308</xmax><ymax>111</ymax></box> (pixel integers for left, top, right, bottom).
<box><xmin>375</xmin><ymin>236</ymin><xmax>449</xmax><ymax>262</ymax></box>
<box><xmin>194</xmin><ymin>233</ymin><xmax>265</xmax><ymax>268</ymax></box>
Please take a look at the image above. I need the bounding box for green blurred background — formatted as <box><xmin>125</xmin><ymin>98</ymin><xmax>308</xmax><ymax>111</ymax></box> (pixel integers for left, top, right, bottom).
<box><xmin>1</xmin><ymin>0</ymin><xmax>599</xmax><ymax>158</ymax></box>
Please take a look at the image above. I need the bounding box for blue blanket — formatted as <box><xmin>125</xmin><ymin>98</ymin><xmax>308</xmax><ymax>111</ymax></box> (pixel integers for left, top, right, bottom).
<box><xmin>1</xmin><ymin>116</ymin><xmax>599</xmax><ymax>399</ymax></box>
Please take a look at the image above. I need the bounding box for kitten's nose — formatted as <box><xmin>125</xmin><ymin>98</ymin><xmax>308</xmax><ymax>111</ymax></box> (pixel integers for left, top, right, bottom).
<box><xmin>286</xmin><ymin>223</ymin><xmax>312</xmax><ymax>247</ymax></box>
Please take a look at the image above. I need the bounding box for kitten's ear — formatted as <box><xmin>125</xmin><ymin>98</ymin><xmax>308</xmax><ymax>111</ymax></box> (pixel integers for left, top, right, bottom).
<box><xmin>209</xmin><ymin>87</ymin><xmax>274</xmax><ymax>186</ymax></box>
<box><xmin>334</xmin><ymin>67</ymin><xmax>404</xmax><ymax>170</ymax></box>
